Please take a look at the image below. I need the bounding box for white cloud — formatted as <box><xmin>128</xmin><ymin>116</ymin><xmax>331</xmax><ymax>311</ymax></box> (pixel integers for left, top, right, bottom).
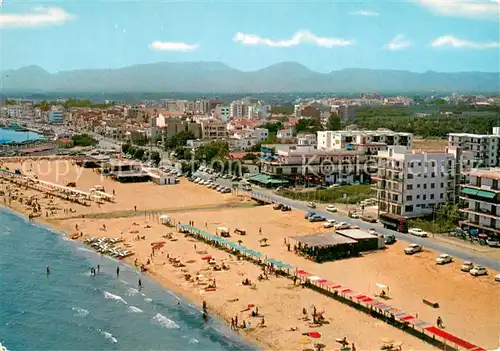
<box><xmin>150</xmin><ymin>41</ymin><xmax>199</xmax><ymax>52</ymax></box>
<box><xmin>233</xmin><ymin>30</ymin><xmax>353</xmax><ymax>48</ymax></box>
<box><xmin>385</xmin><ymin>34</ymin><xmax>412</xmax><ymax>51</ymax></box>
<box><xmin>0</xmin><ymin>7</ymin><xmax>74</xmax><ymax>28</ymax></box>
<box><xmin>431</xmin><ymin>35</ymin><xmax>500</xmax><ymax>49</ymax></box>
<box><xmin>417</xmin><ymin>0</ymin><xmax>500</xmax><ymax>19</ymax></box>
<box><xmin>350</xmin><ymin>10</ymin><xmax>380</xmax><ymax>16</ymax></box>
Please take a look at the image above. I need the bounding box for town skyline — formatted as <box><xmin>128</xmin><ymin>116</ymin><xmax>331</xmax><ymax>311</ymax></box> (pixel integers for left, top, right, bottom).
<box><xmin>1</xmin><ymin>0</ymin><xmax>499</xmax><ymax>73</ymax></box>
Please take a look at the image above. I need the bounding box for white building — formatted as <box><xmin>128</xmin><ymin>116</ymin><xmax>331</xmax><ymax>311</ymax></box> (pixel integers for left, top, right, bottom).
<box><xmin>228</xmin><ymin>137</ymin><xmax>259</xmax><ymax>151</ymax></box>
<box><xmin>459</xmin><ymin>168</ymin><xmax>500</xmax><ymax>238</ymax></box>
<box><xmin>247</xmin><ymin>104</ymin><xmax>269</xmax><ymax>120</ymax></box>
<box><xmin>294</xmin><ymin>105</ymin><xmax>301</xmax><ymax>118</ymax></box>
<box><xmin>372</xmin><ymin>146</ymin><xmax>456</xmax><ymax>218</ymax></box>
<box><xmin>277</xmin><ymin>128</ymin><xmax>293</xmax><ymax>139</ymax></box>
<box><xmin>220</xmin><ymin>105</ymin><xmax>230</xmax><ymax>122</ymax></box>
<box><xmin>297</xmin><ymin>133</ymin><xmax>317</xmax><ymax>146</ymax></box>
<box><xmin>318</xmin><ymin>129</ymin><xmax>413</xmax><ymax>151</ymax></box>
<box><xmin>229</xmin><ymin>101</ymin><xmax>249</xmax><ymax>118</ymax></box>
<box><xmin>47</xmin><ymin>107</ymin><xmax>64</xmax><ymax>124</ymax></box>
<box><xmin>448</xmin><ymin>128</ymin><xmax>500</xmax><ymax>168</ymax></box>
<box><xmin>252</xmin><ymin>128</ymin><xmax>269</xmax><ymax>141</ymax></box>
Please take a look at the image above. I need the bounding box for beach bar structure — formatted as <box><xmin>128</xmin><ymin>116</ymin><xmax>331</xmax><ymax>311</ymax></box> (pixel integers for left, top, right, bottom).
<box><xmin>336</xmin><ymin>229</ymin><xmax>383</xmax><ymax>251</ymax></box>
<box><xmin>76</xmin><ymin>154</ymin><xmax>110</xmax><ymax>168</ymax></box>
<box><xmin>289</xmin><ymin>232</ymin><xmax>359</xmax><ymax>263</ymax></box>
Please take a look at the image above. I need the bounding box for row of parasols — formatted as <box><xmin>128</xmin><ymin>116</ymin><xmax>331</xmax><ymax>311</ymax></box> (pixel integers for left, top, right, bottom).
<box><xmin>178</xmin><ymin>222</ymin><xmax>293</xmax><ymax>270</ymax></box>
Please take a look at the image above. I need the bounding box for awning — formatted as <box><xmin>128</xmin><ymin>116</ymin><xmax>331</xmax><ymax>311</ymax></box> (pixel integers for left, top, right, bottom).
<box><xmin>476</xmin><ymin>190</ymin><xmax>496</xmax><ymax>199</ymax></box>
<box><xmin>462</xmin><ymin>188</ymin><xmax>479</xmax><ymax>196</ymax></box>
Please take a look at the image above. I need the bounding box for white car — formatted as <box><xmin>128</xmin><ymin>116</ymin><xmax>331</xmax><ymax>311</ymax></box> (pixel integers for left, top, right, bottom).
<box><xmin>436</xmin><ymin>254</ymin><xmax>453</xmax><ymax>265</ymax></box>
<box><xmin>408</xmin><ymin>228</ymin><xmax>428</xmax><ymax>237</ymax></box>
<box><xmin>334</xmin><ymin>222</ymin><xmax>350</xmax><ymax>230</ymax></box>
<box><xmin>404</xmin><ymin>244</ymin><xmax>422</xmax><ymax>255</ymax></box>
<box><xmin>495</xmin><ymin>274</ymin><xmax>500</xmax><ymax>282</ymax></box>
<box><xmin>323</xmin><ymin>219</ymin><xmax>338</xmax><ymax>228</ymax></box>
<box><xmin>368</xmin><ymin>228</ymin><xmax>377</xmax><ymax>236</ymax></box>
<box><xmin>326</xmin><ymin>205</ymin><xmax>338</xmax><ymax>212</ymax></box>
<box><xmin>470</xmin><ymin>266</ymin><xmax>488</xmax><ymax>276</ymax></box>
<box><xmin>486</xmin><ymin>238</ymin><xmax>500</xmax><ymax>247</ymax></box>
<box><xmin>461</xmin><ymin>261</ymin><xmax>475</xmax><ymax>272</ymax></box>
<box><xmin>307</xmin><ymin>202</ymin><xmax>317</xmax><ymax>209</ymax></box>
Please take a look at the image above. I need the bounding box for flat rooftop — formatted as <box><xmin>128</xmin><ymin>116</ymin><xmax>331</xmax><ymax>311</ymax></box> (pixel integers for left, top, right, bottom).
<box><xmin>467</xmin><ymin>168</ymin><xmax>500</xmax><ymax>180</ymax></box>
<box><xmin>336</xmin><ymin>229</ymin><xmax>377</xmax><ymax>240</ymax></box>
<box><xmin>289</xmin><ymin>232</ymin><xmax>357</xmax><ymax>248</ymax></box>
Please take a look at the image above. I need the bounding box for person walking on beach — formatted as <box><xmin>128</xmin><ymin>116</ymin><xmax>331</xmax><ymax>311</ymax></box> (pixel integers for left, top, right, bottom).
<box><xmin>116</xmin><ymin>266</ymin><xmax>120</xmax><ymax>278</ymax></box>
<box><xmin>259</xmin><ymin>227</ymin><xmax>262</xmax><ymax>235</ymax></box>
<box><xmin>437</xmin><ymin>316</ymin><xmax>444</xmax><ymax>328</ymax></box>
<box><xmin>134</xmin><ymin>205</ymin><xmax>137</xmax><ymax>212</ymax></box>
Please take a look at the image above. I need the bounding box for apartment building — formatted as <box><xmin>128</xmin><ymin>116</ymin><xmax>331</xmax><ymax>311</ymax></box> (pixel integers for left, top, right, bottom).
<box><xmin>125</xmin><ymin>105</ymin><xmax>146</xmax><ymax>119</ymax></box>
<box><xmin>448</xmin><ymin>128</ymin><xmax>500</xmax><ymax>168</ymax></box>
<box><xmin>372</xmin><ymin>146</ymin><xmax>456</xmax><ymax>218</ymax></box>
<box><xmin>459</xmin><ymin>168</ymin><xmax>500</xmax><ymax>238</ymax></box>
<box><xmin>229</xmin><ymin>101</ymin><xmax>249</xmax><ymax>118</ymax></box>
<box><xmin>318</xmin><ymin>130</ymin><xmax>413</xmax><ymax>152</ymax></box>
<box><xmin>200</xmin><ymin>120</ymin><xmax>228</xmax><ymax>140</ymax></box>
<box><xmin>47</xmin><ymin>107</ymin><xmax>64</xmax><ymax>124</ymax></box>
<box><xmin>297</xmin><ymin>133</ymin><xmax>317</xmax><ymax>146</ymax></box>
<box><xmin>163</xmin><ymin>119</ymin><xmax>202</xmax><ymax>140</ymax></box>
<box><xmin>252</xmin><ymin>128</ymin><xmax>269</xmax><ymax>141</ymax></box>
<box><xmin>277</xmin><ymin>128</ymin><xmax>293</xmax><ymax>139</ymax></box>
<box><xmin>260</xmin><ymin>145</ymin><xmax>369</xmax><ymax>184</ymax></box>
<box><xmin>220</xmin><ymin>105</ymin><xmax>230</xmax><ymax>122</ymax></box>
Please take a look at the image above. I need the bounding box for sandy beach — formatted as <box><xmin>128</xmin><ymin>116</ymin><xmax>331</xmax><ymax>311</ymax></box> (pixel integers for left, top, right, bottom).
<box><xmin>1</xmin><ymin>158</ymin><xmax>498</xmax><ymax>351</ymax></box>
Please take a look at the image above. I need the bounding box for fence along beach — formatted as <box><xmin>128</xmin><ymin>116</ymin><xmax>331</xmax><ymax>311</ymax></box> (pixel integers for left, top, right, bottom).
<box><xmin>1</xmin><ymin>157</ymin><xmax>497</xmax><ymax>351</ymax></box>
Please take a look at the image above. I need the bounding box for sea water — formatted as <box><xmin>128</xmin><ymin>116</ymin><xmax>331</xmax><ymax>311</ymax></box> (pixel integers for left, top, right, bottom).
<box><xmin>0</xmin><ymin>208</ymin><xmax>256</xmax><ymax>350</ymax></box>
<box><xmin>0</xmin><ymin>128</ymin><xmax>43</xmax><ymax>144</ymax></box>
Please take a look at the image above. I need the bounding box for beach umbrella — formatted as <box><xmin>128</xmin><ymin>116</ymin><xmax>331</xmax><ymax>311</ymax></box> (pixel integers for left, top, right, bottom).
<box><xmin>376</xmin><ymin>283</ymin><xmax>387</xmax><ymax>290</ymax></box>
<box><xmin>201</xmin><ymin>255</ymin><xmax>212</xmax><ymax>260</ymax></box>
<box><xmin>308</xmin><ymin>332</ymin><xmax>321</xmax><ymax>339</ymax></box>
<box><xmin>297</xmin><ymin>338</ymin><xmax>311</xmax><ymax>344</ymax></box>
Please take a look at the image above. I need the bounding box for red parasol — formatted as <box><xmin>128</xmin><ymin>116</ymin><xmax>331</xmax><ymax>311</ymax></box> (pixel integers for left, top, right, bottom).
<box><xmin>201</xmin><ymin>255</ymin><xmax>212</xmax><ymax>260</ymax></box>
<box><xmin>308</xmin><ymin>332</ymin><xmax>321</xmax><ymax>338</ymax></box>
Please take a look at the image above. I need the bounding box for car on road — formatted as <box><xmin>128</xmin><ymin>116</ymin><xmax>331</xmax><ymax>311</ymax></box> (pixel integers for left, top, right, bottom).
<box><xmin>408</xmin><ymin>228</ymin><xmax>428</xmax><ymax>237</ymax></box>
<box><xmin>436</xmin><ymin>254</ymin><xmax>453</xmax><ymax>265</ymax></box>
<box><xmin>221</xmin><ymin>188</ymin><xmax>231</xmax><ymax>194</ymax></box>
<box><xmin>461</xmin><ymin>261</ymin><xmax>475</xmax><ymax>272</ymax></box>
<box><xmin>486</xmin><ymin>237</ymin><xmax>500</xmax><ymax>247</ymax></box>
<box><xmin>404</xmin><ymin>244</ymin><xmax>423</xmax><ymax>255</ymax></box>
<box><xmin>334</xmin><ymin>222</ymin><xmax>350</xmax><ymax>230</ymax></box>
<box><xmin>242</xmin><ymin>184</ymin><xmax>252</xmax><ymax>191</ymax></box>
<box><xmin>470</xmin><ymin>266</ymin><xmax>488</xmax><ymax>276</ymax></box>
<box><xmin>383</xmin><ymin>234</ymin><xmax>396</xmax><ymax>245</ymax></box>
<box><xmin>308</xmin><ymin>215</ymin><xmax>326</xmax><ymax>222</ymax></box>
<box><xmin>368</xmin><ymin>228</ymin><xmax>377</xmax><ymax>235</ymax></box>
<box><xmin>323</xmin><ymin>219</ymin><xmax>338</xmax><ymax>228</ymax></box>
<box><xmin>361</xmin><ymin>215</ymin><xmax>377</xmax><ymax>223</ymax></box>
<box><xmin>307</xmin><ymin>202</ymin><xmax>317</xmax><ymax>209</ymax></box>
<box><xmin>305</xmin><ymin>211</ymin><xmax>316</xmax><ymax>219</ymax></box>
<box><xmin>326</xmin><ymin>205</ymin><xmax>338</xmax><ymax>212</ymax></box>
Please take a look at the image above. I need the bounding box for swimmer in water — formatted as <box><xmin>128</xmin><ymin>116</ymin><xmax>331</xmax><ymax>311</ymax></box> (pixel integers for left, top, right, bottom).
<box><xmin>138</xmin><ymin>278</ymin><xmax>142</xmax><ymax>289</ymax></box>
<box><xmin>116</xmin><ymin>266</ymin><xmax>120</xmax><ymax>277</ymax></box>
<box><xmin>46</xmin><ymin>265</ymin><xmax>50</xmax><ymax>275</ymax></box>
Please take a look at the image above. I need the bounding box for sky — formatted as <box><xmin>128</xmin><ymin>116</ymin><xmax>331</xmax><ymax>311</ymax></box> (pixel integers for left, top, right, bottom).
<box><xmin>0</xmin><ymin>0</ymin><xmax>499</xmax><ymax>73</ymax></box>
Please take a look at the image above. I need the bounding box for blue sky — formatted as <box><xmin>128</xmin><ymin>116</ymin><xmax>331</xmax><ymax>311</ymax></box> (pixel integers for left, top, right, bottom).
<box><xmin>1</xmin><ymin>0</ymin><xmax>499</xmax><ymax>73</ymax></box>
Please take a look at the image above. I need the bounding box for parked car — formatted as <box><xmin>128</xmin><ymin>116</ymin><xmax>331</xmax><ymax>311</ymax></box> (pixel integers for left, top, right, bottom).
<box><xmin>436</xmin><ymin>254</ymin><xmax>453</xmax><ymax>265</ymax></box>
<box><xmin>368</xmin><ymin>228</ymin><xmax>377</xmax><ymax>235</ymax></box>
<box><xmin>383</xmin><ymin>234</ymin><xmax>396</xmax><ymax>245</ymax></box>
<box><xmin>404</xmin><ymin>244</ymin><xmax>422</xmax><ymax>255</ymax></box>
<box><xmin>281</xmin><ymin>205</ymin><xmax>291</xmax><ymax>211</ymax></box>
<box><xmin>348</xmin><ymin>211</ymin><xmax>360</xmax><ymax>219</ymax></box>
<box><xmin>361</xmin><ymin>215</ymin><xmax>377</xmax><ymax>223</ymax></box>
<box><xmin>221</xmin><ymin>188</ymin><xmax>231</xmax><ymax>194</ymax></box>
<box><xmin>334</xmin><ymin>222</ymin><xmax>350</xmax><ymax>230</ymax></box>
<box><xmin>242</xmin><ymin>184</ymin><xmax>252</xmax><ymax>191</ymax></box>
<box><xmin>326</xmin><ymin>205</ymin><xmax>338</xmax><ymax>212</ymax></box>
<box><xmin>323</xmin><ymin>219</ymin><xmax>338</xmax><ymax>228</ymax></box>
<box><xmin>470</xmin><ymin>266</ymin><xmax>488</xmax><ymax>276</ymax></box>
<box><xmin>408</xmin><ymin>228</ymin><xmax>428</xmax><ymax>237</ymax></box>
<box><xmin>307</xmin><ymin>202</ymin><xmax>317</xmax><ymax>209</ymax></box>
<box><xmin>495</xmin><ymin>274</ymin><xmax>500</xmax><ymax>282</ymax></box>
<box><xmin>461</xmin><ymin>261</ymin><xmax>475</xmax><ymax>272</ymax></box>
<box><xmin>486</xmin><ymin>237</ymin><xmax>500</xmax><ymax>247</ymax></box>
<box><xmin>308</xmin><ymin>215</ymin><xmax>326</xmax><ymax>222</ymax></box>
<box><xmin>304</xmin><ymin>211</ymin><xmax>316</xmax><ymax>219</ymax></box>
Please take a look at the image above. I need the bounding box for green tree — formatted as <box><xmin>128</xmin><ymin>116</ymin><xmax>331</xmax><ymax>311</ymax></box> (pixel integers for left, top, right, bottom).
<box><xmin>150</xmin><ymin>151</ymin><xmax>161</xmax><ymax>165</ymax></box>
<box><xmin>166</xmin><ymin>131</ymin><xmax>195</xmax><ymax>149</ymax></box>
<box><xmin>122</xmin><ymin>143</ymin><xmax>131</xmax><ymax>154</ymax></box>
<box><xmin>294</xmin><ymin>118</ymin><xmax>323</xmax><ymax>134</ymax></box>
<box><xmin>71</xmin><ymin>134</ymin><xmax>97</xmax><ymax>147</ymax></box>
<box><xmin>134</xmin><ymin>148</ymin><xmax>145</xmax><ymax>160</ymax></box>
<box><xmin>259</xmin><ymin>121</ymin><xmax>283</xmax><ymax>134</ymax></box>
<box><xmin>326</xmin><ymin>112</ymin><xmax>341</xmax><ymax>130</ymax></box>
<box><xmin>195</xmin><ymin>141</ymin><xmax>229</xmax><ymax>162</ymax></box>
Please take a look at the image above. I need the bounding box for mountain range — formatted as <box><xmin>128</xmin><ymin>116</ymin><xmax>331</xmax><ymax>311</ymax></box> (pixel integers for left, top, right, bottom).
<box><xmin>1</xmin><ymin>62</ymin><xmax>499</xmax><ymax>94</ymax></box>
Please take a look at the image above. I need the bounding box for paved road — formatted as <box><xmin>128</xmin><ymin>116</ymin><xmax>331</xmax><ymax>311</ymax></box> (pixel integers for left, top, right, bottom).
<box><xmin>239</xmin><ymin>187</ymin><xmax>500</xmax><ymax>271</ymax></box>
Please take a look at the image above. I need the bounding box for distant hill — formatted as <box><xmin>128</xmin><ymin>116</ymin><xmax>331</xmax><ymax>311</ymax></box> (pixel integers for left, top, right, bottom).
<box><xmin>1</xmin><ymin>61</ymin><xmax>499</xmax><ymax>93</ymax></box>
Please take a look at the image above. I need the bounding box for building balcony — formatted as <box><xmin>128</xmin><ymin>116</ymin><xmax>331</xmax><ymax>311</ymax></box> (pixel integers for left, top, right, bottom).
<box><xmin>459</xmin><ymin>208</ymin><xmax>499</xmax><ymax>220</ymax></box>
<box><xmin>461</xmin><ymin>184</ymin><xmax>500</xmax><ymax>193</ymax></box>
<box><xmin>459</xmin><ymin>220</ymin><xmax>500</xmax><ymax>234</ymax></box>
